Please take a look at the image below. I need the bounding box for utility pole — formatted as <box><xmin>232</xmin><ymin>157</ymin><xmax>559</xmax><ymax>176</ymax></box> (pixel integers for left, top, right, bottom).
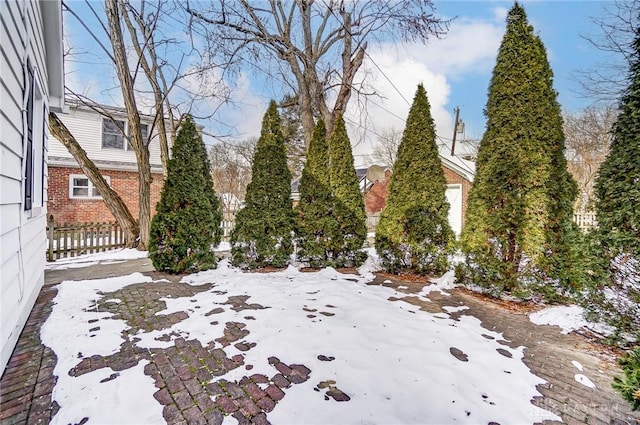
<box><xmin>451</xmin><ymin>106</ymin><xmax>460</xmax><ymax>156</ymax></box>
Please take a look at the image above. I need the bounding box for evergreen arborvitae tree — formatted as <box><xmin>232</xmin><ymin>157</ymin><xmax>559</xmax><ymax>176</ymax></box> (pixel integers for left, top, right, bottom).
<box><xmin>588</xmin><ymin>28</ymin><xmax>640</xmax><ymax>337</ymax></box>
<box><xmin>231</xmin><ymin>101</ymin><xmax>295</xmax><ymax>269</ymax></box>
<box><xmin>458</xmin><ymin>3</ymin><xmax>578</xmax><ymax>297</ymax></box>
<box><xmin>327</xmin><ymin>116</ymin><xmax>367</xmax><ymax>267</ymax></box>
<box><xmin>295</xmin><ymin>119</ymin><xmax>340</xmax><ymax>266</ymax></box>
<box><xmin>149</xmin><ymin>115</ymin><xmax>222</xmax><ymax>273</ymax></box>
<box><xmin>375</xmin><ymin>84</ymin><xmax>453</xmax><ymax>275</ymax></box>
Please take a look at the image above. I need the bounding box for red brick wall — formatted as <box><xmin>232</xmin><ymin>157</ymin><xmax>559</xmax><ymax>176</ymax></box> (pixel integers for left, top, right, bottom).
<box><xmin>48</xmin><ymin>166</ymin><xmax>163</xmax><ymax>223</ymax></box>
<box><xmin>365</xmin><ymin>167</ymin><xmax>472</xmax><ymax>226</ymax></box>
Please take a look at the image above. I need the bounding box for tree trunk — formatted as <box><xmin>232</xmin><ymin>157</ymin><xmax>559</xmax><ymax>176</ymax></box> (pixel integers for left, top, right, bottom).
<box><xmin>106</xmin><ymin>0</ymin><xmax>151</xmax><ymax>249</ymax></box>
<box><xmin>48</xmin><ymin>112</ymin><xmax>139</xmax><ymax>247</ymax></box>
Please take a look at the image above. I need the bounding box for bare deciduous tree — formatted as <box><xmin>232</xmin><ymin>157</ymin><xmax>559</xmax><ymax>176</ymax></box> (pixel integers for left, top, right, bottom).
<box><xmin>49</xmin><ymin>113</ymin><xmax>139</xmax><ymax>246</ymax></box>
<box><xmin>578</xmin><ymin>0</ymin><xmax>639</xmax><ymax>103</ymax></box>
<box><xmin>372</xmin><ymin>127</ymin><xmax>402</xmax><ymax>167</ymax></box>
<box><xmin>563</xmin><ymin>106</ymin><xmax>617</xmax><ymax>210</ymax></box>
<box><xmin>209</xmin><ymin>138</ymin><xmax>256</xmax><ymax>219</ymax></box>
<box><xmin>63</xmin><ymin>0</ymin><xmax>229</xmax><ymax>249</ymax></box>
<box><xmin>187</xmin><ymin>0</ymin><xmax>448</xmax><ymax>146</ymax></box>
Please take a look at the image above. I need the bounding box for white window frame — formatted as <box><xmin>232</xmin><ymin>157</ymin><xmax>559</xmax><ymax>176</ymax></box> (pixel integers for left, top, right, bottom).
<box><xmin>101</xmin><ymin>118</ymin><xmax>150</xmax><ymax>150</ymax></box>
<box><xmin>101</xmin><ymin>117</ymin><xmax>127</xmax><ymax>150</ymax></box>
<box><xmin>69</xmin><ymin>174</ymin><xmax>111</xmax><ymax>199</ymax></box>
<box><xmin>23</xmin><ymin>63</ymin><xmax>46</xmax><ymax>217</ymax></box>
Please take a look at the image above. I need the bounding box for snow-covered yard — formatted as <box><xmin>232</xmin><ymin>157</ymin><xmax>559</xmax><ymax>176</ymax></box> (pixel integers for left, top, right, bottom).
<box><xmin>40</xmin><ymin>249</ymin><xmax>614</xmax><ymax>424</ymax></box>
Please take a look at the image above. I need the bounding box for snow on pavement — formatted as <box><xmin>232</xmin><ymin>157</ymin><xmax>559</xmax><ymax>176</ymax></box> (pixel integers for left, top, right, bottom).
<box><xmin>41</xmin><ymin>257</ymin><xmax>559</xmax><ymax>424</ymax></box>
<box><xmin>528</xmin><ymin>304</ymin><xmax>615</xmax><ymax>336</ymax></box>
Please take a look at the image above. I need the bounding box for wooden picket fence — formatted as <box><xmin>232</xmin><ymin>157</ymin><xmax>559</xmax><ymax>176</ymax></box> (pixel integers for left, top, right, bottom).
<box><xmin>47</xmin><ymin>216</ymin><xmax>125</xmax><ymax>261</ymax></box>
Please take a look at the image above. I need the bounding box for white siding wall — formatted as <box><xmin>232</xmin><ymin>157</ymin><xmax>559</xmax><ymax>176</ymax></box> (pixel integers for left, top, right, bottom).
<box><xmin>0</xmin><ymin>0</ymin><xmax>58</xmax><ymax>372</ymax></box>
<box><xmin>48</xmin><ymin>107</ymin><xmax>164</xmax><ymax>167</ymax></box>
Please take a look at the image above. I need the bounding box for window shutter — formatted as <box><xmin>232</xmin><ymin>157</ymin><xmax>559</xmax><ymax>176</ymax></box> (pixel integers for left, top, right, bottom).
<box><xmin>24</xmin><ymin>63</ymin><xmax>34</xmax><ymax>211</ymax></box>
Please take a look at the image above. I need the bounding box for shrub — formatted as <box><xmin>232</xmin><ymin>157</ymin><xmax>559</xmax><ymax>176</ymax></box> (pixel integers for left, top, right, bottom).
<box><xmin>230</xmin><ymin>101</ymin><xmax>295</xmax><ymax>269</ymax></box>
<box><xmin>149</xmin><ymin>115</ymin><xmax>222</xmax><ymax>273</ymax></box>
<box><xmin>375</xmin><ymin>84</ymin><xmax>453</xmax><ymax>275</ymax></box>
<box><xmin>613</xmin><ymin>348</ymin><xmax>640</xmax><ymax>410</ymax></box>
<box><xmin>458</xmin><ymin>3</ymin><xmax>578</xmax><ymax>298</ymax></box>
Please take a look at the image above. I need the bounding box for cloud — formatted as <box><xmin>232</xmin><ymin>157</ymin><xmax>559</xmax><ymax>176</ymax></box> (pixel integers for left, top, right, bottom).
<box><xmin>349</xmin><ymin>14</ymin><xmax>503</xmax><ymax>161</ymax></box>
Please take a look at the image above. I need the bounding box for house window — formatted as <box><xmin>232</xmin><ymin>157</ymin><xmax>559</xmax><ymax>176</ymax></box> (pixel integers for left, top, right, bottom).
<box><xmin>102</xmin><ymin>118</ymin><xmax>126</xmax><ymax>149</ymax></box>
<box><xmin>69</xmin><ymin>174</ymin><xmax>111</xmax><ymax>199</ymax></box>
<box><xmin>24</xmin><ymin>62</ymin><xmax>45</xmax><ymax>213</ymax></box>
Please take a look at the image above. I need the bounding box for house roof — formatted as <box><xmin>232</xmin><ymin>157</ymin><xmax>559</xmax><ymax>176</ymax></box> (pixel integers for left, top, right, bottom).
<box><xmin>42</xmin><ymin>0</ymin><xmax>65</xmax><ymax>112</ymax></box>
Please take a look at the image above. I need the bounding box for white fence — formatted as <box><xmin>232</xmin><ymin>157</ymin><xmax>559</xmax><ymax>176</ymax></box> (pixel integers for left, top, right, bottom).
<box><xmin>574</xmin><ymin>211</ymin><xmax>597</xmax><ymax>232</ymax></box>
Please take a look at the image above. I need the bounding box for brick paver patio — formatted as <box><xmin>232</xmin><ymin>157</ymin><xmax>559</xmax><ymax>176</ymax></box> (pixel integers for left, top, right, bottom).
<box><xmin>1</xmin><ymin>257</ymin><xmax>638</xmax><ymax>425</ymax></box>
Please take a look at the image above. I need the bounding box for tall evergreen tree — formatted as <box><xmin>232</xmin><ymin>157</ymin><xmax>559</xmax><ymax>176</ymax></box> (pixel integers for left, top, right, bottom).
<box><xmin>295</xmin><ymin>119</ymin><xmax>340</xmax><ymax>266</ymax></box>
<box><xmin>375</xmin><ymin>84</ymin><xmax>453</xmax><ymax>275</ymax></box>
<box><xmin>588</xmin><ymin>27</ymin><xmax>640</xmax><ymax>337</ymax></box>
<box><xmin>458</xmin><ymin>3</ymin><xmax>578</xmax><ymax>296</ymax></box>
<box><xmin>149</xmin><ymin>115</ymin><xmax>222</xmax><ymax>273</ymax></box>
<box><xmin>327</xmin><ymin>116</ymin><xmax>367</xmax><ymax>266</ymax></box>
<box><xmin>231</xmin><ymin>101</ymin><xmax>295</xmax><ymax>269</ymax></box>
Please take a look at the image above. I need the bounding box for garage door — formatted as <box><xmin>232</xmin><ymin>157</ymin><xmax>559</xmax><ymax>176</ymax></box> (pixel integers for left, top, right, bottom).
<box><xmin>446</xmin><ymin>184</ymin><xmax>463</xmax><ymax>237</ymax></box>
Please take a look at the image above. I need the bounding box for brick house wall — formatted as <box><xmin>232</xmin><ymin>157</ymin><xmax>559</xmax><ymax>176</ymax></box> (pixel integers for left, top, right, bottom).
<box><xmin>48</xmin><ymin>166</ymin><xmax>163</xmax><ymax>223</ymax></box>
<box><xmin>364</xmin><ymin>166</ymin><xmax>472</xmax><ymax>227</ymax></box>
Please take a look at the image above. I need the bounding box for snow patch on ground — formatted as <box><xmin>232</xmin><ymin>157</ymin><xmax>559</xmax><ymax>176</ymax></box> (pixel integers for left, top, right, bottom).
<box><xmin>571</xmin><ymin>360</ymin><xmax>584</xmax><ymax>372</ymax></box>
<box><xmin>529</xmin><ymin>305</ymin><xmax>614</xmax><ymax>335</ymax></box>
<box><xmin>574</xmin><ymin>374</ymin><xmax>596</xmax><ymax>389</ymax></box>
<box><xmin>419</xmin><ymin>270</ymin><xmax>457</xmax><ymax>297</ymax></box>
<box><xmin>41</xmin><ymin>251</ymin><xmax>559</xmax><ymax>424</ymax></box>
<box><xmin>41</xmin><ymin>273</ymin><xmax>156</xmax><ymax>424</ymax></box>
<box><xmin>46</xmin><ymin>248</ymin><xmax>148</xmax><ymax>270</ymax></box>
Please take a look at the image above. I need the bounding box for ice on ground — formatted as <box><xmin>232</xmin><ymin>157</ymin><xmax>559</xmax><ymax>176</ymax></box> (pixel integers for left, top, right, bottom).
<box><xmin>41</xmin><ymin>258</ymin><xmax>559</xmax><ymax>425</ymax></box>
<box><xmin>46</xmin><ymin>248</ymin><xmax>148</xmax><ymax>270</ymax></box>
<box><xmin>571</xmin><ymin>360</ymin><xmax>584</xmax><ymax>372</ymax></box>
<box><xmin>529</xmin><ymin>305</ymin><xmax>614</xmax><ymax>335</ymax></box>
<box><xmin>574</xmin><ymin>374</ymin><xmax>596</xmax><ymax>389</ymax></box>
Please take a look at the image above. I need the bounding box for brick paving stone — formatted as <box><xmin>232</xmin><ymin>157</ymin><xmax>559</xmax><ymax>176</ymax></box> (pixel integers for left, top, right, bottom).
<box><xmin>224</xmin><ymin>382</ymin><xmax>246</xmax><ymax>399</ymax></box>
<box><xmin>166</xmin><ymin>376</ymin><xmax>186</xmax><ymax>393</ymax></box>
<box><xmin>231</xmin><ymin>411</ymin><xmax>251</xmax><ymax>425</ymax></box>
<box><xmin>289</xmin><ymin>364</ymin><xmax>311</xmax><ymax>377</ymax></box>
<box><xmin>173</xmin><ymin>390</ymin><xmax>194</xmax><ymax>410</ymax></box>
<box><xmin>236</xmin><ymin>397</ymin><xmax>261</xmax><ymax>417</ymax></box>
<box><xmin>216</xmin><ymin>396</ymin><xmax>238</xmax><ymax>414</ymax></box>
<box><xmin>273</xmin><ymin>363</ymin><xmax>292</xmax><ymax>376</ymax></box>
<box><xmin>153</xmin><ymin>388</ymin><xmax>174</xmax><ymax>405</ymax></box>
<box><xmin>250</xmin><ymin>374</ymin><xmax>269</xmax><ymax>384</ymax></box>
<box><xmin>163</xmin><ymin>404</ymin><xmax>185</xmax><ymax>424</ymax></box>
<box><xmin>271</xmin><ymin>374</ymin><xmax>290</xmax><ymax>389</ymax></box>
<box><xmin>243</xmin><ymin>382</ymin><xmax>266</xmax><ymax>401</ymax></box>
<box><xmin>204</xmin><ymin>408</ymin><xmax>224</xmax><ymax>425</ymax></box>
<box><xmin>206</xmin><ymin>382</ymin><xmax>224</xmax><ymax>396</ymax></box>
<box><xmin>184</xmin><ymin>378</ymin><xmax>204</xmax><ymax>397</ymax></box>
<box><xmin>182</xmin><ymin>405</ymin><xmax>206</xmax><ymax>425</ymax></box>
<box><xmin>195</xmin><ymin>393</ymin><xmax>216</xmax><ymax>412</ymax></box>
<box><xmin>256</xmin><ymin>396</ymin><xmax>276</xmax><ymax>413</ymax></box>
<box><xmin>265</xmin><ymin>385</ymin><xmax>285</xmax><ymax>402</ymax></box>
<box><xmin>251</xmin><ymin>412</ymin><xmax>270</xmax><ymax>425</ymax></box>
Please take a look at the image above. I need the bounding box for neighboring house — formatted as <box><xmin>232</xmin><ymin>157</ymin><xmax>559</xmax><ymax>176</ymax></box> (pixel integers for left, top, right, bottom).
<box><xmin>47</xmin><ymin>100</ymin><xmax>165</xmax><ymax>223</ymax></box>
<box><xmin>1</xmin><ymin>0</ymin><xmax>65</xmax><ymax>372</ymax></box>
<box><xmin>291</xmin><ymin>155</ymin><xmax>475</xmax><ymax>237</ymax></box>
